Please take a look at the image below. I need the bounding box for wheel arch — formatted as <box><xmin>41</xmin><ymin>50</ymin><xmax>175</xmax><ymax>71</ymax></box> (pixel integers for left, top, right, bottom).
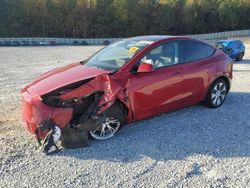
<box><xmin>216</xmin><ymin>76</ymin><xmax>230</xmax><ymax>91</ymax></box>
<box><xmin>204</xmin><ymin>75</ymin><xmax>230</xmax><ymax>102</ymax></box>
<box><xmin>114</xmin><ymin>99</ymin><xmax>129</xmax><ymax>121</ymax></box>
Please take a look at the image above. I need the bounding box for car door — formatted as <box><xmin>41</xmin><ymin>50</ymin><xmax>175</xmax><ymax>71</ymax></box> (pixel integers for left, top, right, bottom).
<box><xmin>231</xmin><ymin>42</ymin><xmax>239</xmax><ymax>58</ymax></box>
<box><xmin>227</xmin><ymin>42</ymin><xmax>238</xmax><ymax>59</ymax></box>
<box><xmin>127</xmin><ymin>41</ymin><xmax>184</xmax><ymax>120</ymax></box>
<box><xmin>179</xmin><ymin>40</ymin><xmax>216</xmax><ymax>105</ymax></box>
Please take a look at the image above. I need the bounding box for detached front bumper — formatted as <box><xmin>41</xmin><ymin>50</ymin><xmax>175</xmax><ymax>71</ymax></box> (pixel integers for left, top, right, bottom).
<box><xmin>21</xmin><ymin>91</ymin><xmax>73</xmax><ymax>139</ymax></box>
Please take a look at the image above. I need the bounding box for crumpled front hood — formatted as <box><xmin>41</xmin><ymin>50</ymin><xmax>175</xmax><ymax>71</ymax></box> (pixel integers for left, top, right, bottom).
<box><xmin>23</xmin><ymin>63</ymin><xmax>111</xmax><ymax>96</ymax></box>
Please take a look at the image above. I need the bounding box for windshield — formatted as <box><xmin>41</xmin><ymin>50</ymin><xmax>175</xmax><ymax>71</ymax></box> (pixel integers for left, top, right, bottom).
<box><xmin>215</xmin><ymin>41</ymin><xmax>226</xmax><ymax>49</ymax></box>
<box><xmin>85</xmin><ymin>39</ymin><xmax>154</xmax><ymax>71</ymax></box>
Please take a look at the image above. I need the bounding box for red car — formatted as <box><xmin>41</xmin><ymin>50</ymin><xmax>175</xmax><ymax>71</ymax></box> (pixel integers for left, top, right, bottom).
<box><xmin>21</xmin><ymin>36</ymin><xmax>233</xmax><ymax>154</ymax></box>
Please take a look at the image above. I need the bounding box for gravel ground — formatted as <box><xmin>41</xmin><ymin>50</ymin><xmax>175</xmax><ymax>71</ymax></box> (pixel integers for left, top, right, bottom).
<box><xmin>0</xmin><ymin>40</ymin><xmax>250</xmax><ymax>188</ymax></box>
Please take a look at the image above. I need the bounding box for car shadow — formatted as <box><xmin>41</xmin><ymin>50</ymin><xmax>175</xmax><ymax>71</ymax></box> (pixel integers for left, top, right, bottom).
<box><xmin>57</xmin><ymin>92</ymin><xmax>250</xmax><ymax>162</ymax></box>
<box><xmin>234</xmin><ymin>59</ymin><xmax>250</xmax><ymax>64</ymax></box>
<box><xmin>233</xmin><ymin>59</ymin><xmax>250</xmax><ymax>73</ymax></box>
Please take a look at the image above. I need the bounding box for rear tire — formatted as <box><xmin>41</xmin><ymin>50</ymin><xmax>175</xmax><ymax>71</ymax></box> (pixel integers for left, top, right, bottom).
<box><xmin>204</xmin><ymin>79</ymin><xmax>228</xmax><ymax>108</ymax></box>
<box><xmin>89</xmin><ymin>102</ymin><xmax>125</xmax><ymax>140</ymax></box>
<box><xmin>236</xmin><ymin>52</ymin><xmax>244</xmax><ymax>61</ymax></box>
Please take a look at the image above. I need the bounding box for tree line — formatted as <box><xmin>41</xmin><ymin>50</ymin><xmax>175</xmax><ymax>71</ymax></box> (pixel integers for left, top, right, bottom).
<box><xmin>0</xmin><ymin>0</ymin><xmax>250</xmax><ymax>38</ymax></box>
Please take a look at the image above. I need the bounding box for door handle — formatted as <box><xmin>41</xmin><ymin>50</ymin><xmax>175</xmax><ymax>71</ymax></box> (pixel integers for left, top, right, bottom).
<box><xmin>171</xmin><ymin>72</ymin><xmax>180</xmax><ymax>76</ymax></box>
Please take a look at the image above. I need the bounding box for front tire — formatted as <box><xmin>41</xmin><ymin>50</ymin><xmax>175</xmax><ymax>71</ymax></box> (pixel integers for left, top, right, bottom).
<box><xmin>89</xmin><ymin>103</ymin><xmax>125</xmax><ymax>140</ymax></box>
<box><xmin>204</xmin><ymin>79</ymin><xmax>228</xmax><ymax>108</ymax></box>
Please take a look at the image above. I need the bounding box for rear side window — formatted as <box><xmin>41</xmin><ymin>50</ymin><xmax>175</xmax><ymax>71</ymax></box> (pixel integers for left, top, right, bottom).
<box><xmin>179</xmin><ymin>41</ymin><xmax>215</xmax><ymax>63</ymax></box>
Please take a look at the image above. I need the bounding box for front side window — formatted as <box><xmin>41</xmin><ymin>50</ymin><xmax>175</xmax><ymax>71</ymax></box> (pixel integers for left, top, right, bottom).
<box><xmin>227</xmin><ymin>42</ymin><xmax>234</xmax><ymax>49</ymax></box>
<box><xmin>179</xmin><ymin>41</ymin><xmax>215</xmax><ymax>63</ymax></box>
<box><xmin>140</xmin><ymin>41</ymin><xmax>179</xmax><ymax>69</ymax></box>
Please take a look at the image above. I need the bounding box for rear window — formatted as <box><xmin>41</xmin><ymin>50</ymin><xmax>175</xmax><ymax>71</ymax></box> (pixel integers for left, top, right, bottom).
<box><xmin>180</xmin><ymin>41</ymin><xmax>215</xmax><ymax>63</ymax></box>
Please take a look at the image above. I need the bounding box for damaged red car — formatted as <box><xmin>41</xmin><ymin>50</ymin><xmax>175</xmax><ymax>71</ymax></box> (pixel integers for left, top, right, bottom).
<box><xmin>21</xmin><ymin>36</ymin><xmax>233</xmax><ymax>154</ymax></box>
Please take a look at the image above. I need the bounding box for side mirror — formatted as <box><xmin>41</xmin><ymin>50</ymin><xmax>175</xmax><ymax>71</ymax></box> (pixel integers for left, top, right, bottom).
<box><xmin>137</xmin><ymin>60</ymin><xmax>155</xmax><ymax>73</ymax></box>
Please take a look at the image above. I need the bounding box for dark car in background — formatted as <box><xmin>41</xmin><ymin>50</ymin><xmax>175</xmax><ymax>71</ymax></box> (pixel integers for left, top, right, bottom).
<box><xmin>73</xmin><ymin>40</ymin><xmax>80</xmax><ymax>45</ymax></box>
<box><xmin>103</xmin><ymin>40</ymin><xmax>111</xmax><ymax>45</ymax></box>
<box><xmin>3</xmin><ymin>41</ymin><xmax>11</xmax><ymax>46</ymax></box>
<box><xmin>49</xmin><ymin>41</ymin><xmax>57</xmax><ymax>46</ymax></box>
<box><xmin>31</xmin><ymin>41</ymin><xmax>39</xmax><ymax>46</ymax></box>
<box><xmin>12</xmin><ymin>41</ymin><xmax>21</xmax><ymax>46</ymax></box>
<box><xmin>215</xmin><ymin>40</ymin><xmax>245</xmax><ymax>61</ymax></box>
<box><xmin>81</xmin><ymin>41</ymin><xmax>88</xmax><ymax>45</ymax></box>
<box><xmin>21</xmin><ymin>41</ymin><xmax>30</xmax><ymax>46</ymax></box>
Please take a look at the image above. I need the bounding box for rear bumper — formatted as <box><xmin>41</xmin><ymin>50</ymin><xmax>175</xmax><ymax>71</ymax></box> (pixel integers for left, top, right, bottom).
<box><xmin>21</xmin><ymin>91</ymin><xmax>73</xmax><ymax>138</ymax></box>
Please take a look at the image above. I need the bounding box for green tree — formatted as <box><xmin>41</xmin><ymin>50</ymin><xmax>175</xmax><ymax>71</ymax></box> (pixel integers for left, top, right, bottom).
<box><xmin>0</xmin><ymin>0</ymin><xmax>250</xmax><ymax>37</ymax></box>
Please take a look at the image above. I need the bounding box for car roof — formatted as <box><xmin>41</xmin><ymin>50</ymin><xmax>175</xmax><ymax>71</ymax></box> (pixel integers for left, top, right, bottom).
<box><xmin>216</xmin><ymin>39</ymin><xmax>242</xmax><ymax>45</ymax></box>
<box><xmin>124</xmin><ymin>35</ymin><xmax>197</xmax><ymax>43</ymax></box>
<box><xmin>126</xmin><ymin>35</ymin><xmax>174</xmax><ymax>41</ymax></box>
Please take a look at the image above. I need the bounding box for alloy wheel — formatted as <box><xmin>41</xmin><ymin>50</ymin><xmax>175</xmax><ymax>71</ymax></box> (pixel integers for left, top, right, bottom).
<box><xmin>211</xmin><ymin>82</ymin><xmax>227</xmax><ymax>106</ymax></box>
<box><xmin>90</xmin><ymin>117</ymin><xmax>120</xmax><ymax>140</ymax></box>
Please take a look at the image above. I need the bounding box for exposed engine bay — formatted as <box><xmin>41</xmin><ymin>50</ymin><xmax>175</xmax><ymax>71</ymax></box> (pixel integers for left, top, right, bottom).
<box><xmin>23</xmin><ymin>74</ymin><xmax>129</xmax><ymax>155</ymax></box>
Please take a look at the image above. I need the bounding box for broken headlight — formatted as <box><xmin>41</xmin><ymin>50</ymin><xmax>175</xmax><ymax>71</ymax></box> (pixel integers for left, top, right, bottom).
<box><xmin>42</xmin><ymin>95</ymin><xmax>64</xmax><ymax>107</ymax></box>
<box><xmin>41</xmin><ymin>79</ymin><xmax>92</xmax><ymax>107</ymax></box>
